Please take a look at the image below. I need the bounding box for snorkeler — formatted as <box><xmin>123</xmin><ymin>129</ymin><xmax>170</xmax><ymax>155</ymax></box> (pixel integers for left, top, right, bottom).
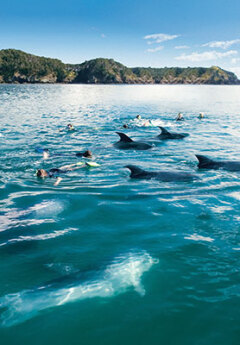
<box><xmin>36</xmin><ymin>161</ymin><xmax>100</xmax><ymax>186</ymax></box>
<box><xmin>58</xmin><ymin>123</ymin><xmax>75</xmax><ymax>132</ymax></box>
<box><xmin>67</xmin><ymin>123</ymin><xmax>75</xmax><ymax>131</ymax></box>
<box><xmin>176</xmin><ymin>113</ymin><xmax>184</xmax><ymax>121</ymax></box>
<box><xmin>198</xmin><ymin>113</ymin><xmax>204</xmax><ymax>119</ymax></box>
<box><xmin>36</xmin><ymin>168</ymin><xmax>66</xmax><ymax>186</ymax></box>
<box><xmin>35</xmin><ymin>148</ymin><xmax>93</xmax><ymax>159</ymax></box>
<box><xmin>132</xmin><ymin>115</ymin><xmax>152</xmax><ymax>127</ymax></box>
<box><xmin>36</xmin><ymin>165</ymin><xmax>81</xmax><ymax>178</ymax></box>
<box><xmin>76</xmin><ymin>150</ymin><xmax>93</xmax><ymax>158</ymax></box>
<box><xmin>123</xmin><ymin>124</ymin><xmax>129</xmax><ymax>129</ymax></box>
<box><xmin>142</xmin><ymin>119</ymin><xmax>155</xmax><ymax>127</ymax></box>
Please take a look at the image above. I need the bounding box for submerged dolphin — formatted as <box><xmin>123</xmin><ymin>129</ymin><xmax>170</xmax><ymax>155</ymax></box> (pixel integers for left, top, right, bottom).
<box><xmin>125</xmin><ymin>165</ymin><xmax>197</xmax><ymax>182</ymax></box>
<box><xmin>0</xmin><ymin>252</ymin><xmax>157</xmax><ymax>327</ymax></box>
<box><xmin>196</xmin><ymin>155</ymin><xmax>240</xmax><ymax>171</ymax></box>
<box><xmin>114</xmin><ymin>132</ymin><xmax>152</xmax><ymax>150</ymax></box>
<box><xmin>157</xmin><ymin>127</ymin><xmax>189</xmax><ymax>140</ymax></box>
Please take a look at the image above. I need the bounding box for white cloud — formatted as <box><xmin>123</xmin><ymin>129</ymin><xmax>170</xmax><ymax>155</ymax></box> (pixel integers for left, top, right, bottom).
<box><xmin>175</xmin><ymin>50</ymin><xmax>237</xmax><ymax>62</ymax></box>
<box><xmin>202</xmin><ymin>39</ymin><xmax>240</xmax><ymax>49</ymax></box>
<box><xmin>143</xmin><ymin>33</ymin><xmax>179</xmax><ymax>44</ymax></box>
<box><xmin>231</xmin><ymin>57</ymin><xmax>240</xmax><ymax>64</ymax></box>
<box><xmin>175</xmin><ymin>45</ymin><xmax>189</xmax><ymax>49</ymax></box>
<box><xmin>146</xmin><ymin>46</ymin><xmax>164</xmax><ymax>53</ymax></box>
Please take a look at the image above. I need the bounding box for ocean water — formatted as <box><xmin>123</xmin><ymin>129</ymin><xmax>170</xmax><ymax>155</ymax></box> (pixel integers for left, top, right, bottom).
<box><xmin>0</xmin><ymin>84</ymin><xmax>240</xmax><ymax>345</ymax></box>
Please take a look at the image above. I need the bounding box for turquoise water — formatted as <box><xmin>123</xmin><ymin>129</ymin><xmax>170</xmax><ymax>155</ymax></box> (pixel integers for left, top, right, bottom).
<box><xmin>0</xmin><ymin>84</ymin><xmax>240</xmax><ymax>344</ymax></box>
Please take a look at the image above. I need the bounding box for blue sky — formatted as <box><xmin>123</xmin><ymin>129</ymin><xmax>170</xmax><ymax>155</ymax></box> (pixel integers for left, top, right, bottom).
<box><xmin>1</xmin><ymin>0</ymin><xmax>240</xmax><ymax>76</ymax></box>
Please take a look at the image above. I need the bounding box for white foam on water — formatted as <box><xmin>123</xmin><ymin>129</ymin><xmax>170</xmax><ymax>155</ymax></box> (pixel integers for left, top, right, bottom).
<box><xmin>228</xmin><ymin>192</ymin><xmax>240</xmax><ymax>201</ymax></box>
<box><xmin>210</xmin><ymin>205</ymin><xmax>233</xmax><ymax>214</ymax></box>
<box><xmin>130</xmin><ymin>118</ymin><xmax>173</xmax><ymax>128</ymax></box>
<box><xmin>0</xmin><ymin>251</ymin><xmax>158</xmax><ymax>327</ymax></box>
<box><xmin>150</xmin><ymin>119</ymin><xmax>173</xmax><ymax>127</ymax></box>
<box><xmin>0</xmin><ymin>228</ymin><xmax>77</xmax><ymax>247</ymax></box>
<box><xmin>184</xmin><ymin>234</ymin><xmax>214</xmax><ymax>242</ymax></box>
<box><xmin>32</xmin><ymin>200</ymin><xmax>65</xmax><ymax>218</ymax></box>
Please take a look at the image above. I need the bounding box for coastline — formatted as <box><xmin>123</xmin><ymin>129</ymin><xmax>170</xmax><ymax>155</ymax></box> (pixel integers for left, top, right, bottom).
<box><xmin>0</xmin><ymin>49</ymin><xmax>239</xmax><ymax>85</ymax></box>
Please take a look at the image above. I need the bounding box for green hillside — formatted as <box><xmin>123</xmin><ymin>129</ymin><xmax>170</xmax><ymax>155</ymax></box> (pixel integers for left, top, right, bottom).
<box><xmin>0</xmin><ymin>49</ymin><xmax>239</xmax><ymax>84</ymax></box>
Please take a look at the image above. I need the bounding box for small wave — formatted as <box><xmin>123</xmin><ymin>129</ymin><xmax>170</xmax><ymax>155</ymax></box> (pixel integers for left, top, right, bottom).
<box><xmin>0</xmin><ymin>200</ymin><xmax>65</xmax><ymax>232</ymax></box>
<box><xmin>210</xmin><ymin>205</ymin><xmax>233</xmax><ymax>214</ymax></box>
<box><xmin>0</xmin><ymin>251</ymin><xmax>158</xmax><ymax>327</ymax></box>
<box><xmin>184</xmin><ymin>234</ymin><xmax>214</xmax><ymax>242</ymax></box>
<box><xmin>0</xmin><ymin>228</ymin><xmax>77</xmax><ymax>247</ymax></box>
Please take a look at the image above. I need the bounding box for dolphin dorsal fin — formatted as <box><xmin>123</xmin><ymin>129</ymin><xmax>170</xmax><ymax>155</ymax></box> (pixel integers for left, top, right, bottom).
<box><xmin>159</xmin><ymin>127</ymin><xmax>170</xmax><ymax>135</ymax></box>
<box><xmin>195</xmin><ymin>155</ymin><xmax>214</xmax><ymax>167</ymax></box>
<box><xmin>125</xmin><ymin>165</ymin><xmax>145</xmax><ymax>177</ymax></box>
<box><xmin>116</xmin><ymin>132</ymin><xmax>133</xmax><ymax>142</ymax></box>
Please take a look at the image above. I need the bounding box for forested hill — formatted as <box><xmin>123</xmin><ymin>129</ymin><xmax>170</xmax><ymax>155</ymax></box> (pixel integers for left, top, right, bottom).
<box><xmin>0</xmin><ymin>49</ymin><xmax>239</xmax><ymax>84</ymax></box>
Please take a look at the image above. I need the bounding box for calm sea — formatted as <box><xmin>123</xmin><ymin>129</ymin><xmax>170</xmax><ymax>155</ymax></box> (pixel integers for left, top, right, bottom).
<box><xmin>0</xmin><ymin>84</ymin><xmax>240</xmax><ymax>345</ymax></box>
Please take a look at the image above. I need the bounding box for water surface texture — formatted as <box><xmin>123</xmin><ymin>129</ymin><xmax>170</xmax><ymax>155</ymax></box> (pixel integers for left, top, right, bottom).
<box><xmin>0</xmin><ymin>85</ymin><xmax>240</xmax><ymax>345</ymax></box>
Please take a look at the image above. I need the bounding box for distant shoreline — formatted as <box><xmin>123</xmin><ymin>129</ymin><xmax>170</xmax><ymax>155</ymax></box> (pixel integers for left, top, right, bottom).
<box><xmin>1</xmin><ymin>83</ymin><xmax>240</xmax><ymax>86</ymax></box>
<box><xmin>0</xmin><ymin>49</ymin><xmax>239</xmax><ymax>85</ymax></box>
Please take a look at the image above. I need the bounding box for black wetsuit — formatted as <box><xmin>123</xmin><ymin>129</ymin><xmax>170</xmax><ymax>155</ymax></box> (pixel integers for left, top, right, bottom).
<box><xmin>48</xmin><ymin>168</ymin><xmax>68</xmax><ymax>178</ymax></box>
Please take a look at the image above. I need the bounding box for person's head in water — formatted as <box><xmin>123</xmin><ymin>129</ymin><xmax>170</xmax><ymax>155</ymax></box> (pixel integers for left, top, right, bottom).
<box><xmin>123</xmin><ymin>124</ymin><xmax>129</xmax><ymax>129</ymax></box>
<box><xmin>136</xmin><ymin>115</ymin><xmax>141</xmax><ymax>120</ymax></box>
<box><xmin>176</xmin><ymin>113</ymin><xmax>184</xmax><ymax>121</ymax></box>
<box><xmin>36</xmin><ymin>169</ymin><xmax>49</xmax><ymax>178</ymax></box>
<box><xmin>198</xmin><ymin>112</ymin><xmax>204</xmax><ymax>119</ymax></box>
<box><xmin>83</xmin><ymin>150</ymin><xmax>92</xmax><ymax>158</ymax></box>
<box><xmin>67</xmin><ymin>123</ymin><xmax>75</xmax><ymax>130</ymax></box>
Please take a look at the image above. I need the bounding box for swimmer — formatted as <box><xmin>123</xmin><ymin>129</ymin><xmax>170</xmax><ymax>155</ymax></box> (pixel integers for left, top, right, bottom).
<box><xmin>36</xmin><ymin>163</ymin><xmax>89</xmax><ymax>178</ymax></box>
<box><xmin>36</xmin><ymin>161</ymin><xmax>100</xmax><ymax>185</ymax></box>
<box><xmin>198</xmin><ymin>112</ymin><xmax>204</xmax><ymax>119</ymax></box>
<box><xmin>76</xmin><ymin>150</ymin><xmax>92</xmax><ymax>158</ymax></box>
<box><xmin>67</xmin><ymin>123</ymin><xmax>75</xmax><ymax>131</ymax></box>
<box><xmin>36</xmin><ymin>169</ymin><xmax>63</xmax><ymax>186</ymax></box>
<box><xmin>36</xmin><ymin>148</ymin><xmax>92</xmax><ymax>159</ymax></box>
<box><xmin>176</xmin><ymin>113</ymin><xmax>184</xmax><ymax>121</ymax></box>
<box><xmin>36</xmin><ymin>163</ymin><xmax>84</xmax><ymax>185</ymax></box>
<box><xmin>123</xmin><ymin>124</ymin><xmax>129</xmax><ymax>129</ymax></box>
<box><xmin>143</xmin><ymin>119</ymin><xmax>155</xmax><ymax>127</ymax></box>
<box><xmin>130</xmin><ymin>115</ymin><xmax>156</xmax><ymax>127</ymax></box>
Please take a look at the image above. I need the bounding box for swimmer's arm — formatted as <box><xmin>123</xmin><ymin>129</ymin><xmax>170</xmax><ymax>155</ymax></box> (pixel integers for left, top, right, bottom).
<box><xmin>54</xmin><ymin>177</ymin><xmax>62</xmax><ymax>186</ymax></box>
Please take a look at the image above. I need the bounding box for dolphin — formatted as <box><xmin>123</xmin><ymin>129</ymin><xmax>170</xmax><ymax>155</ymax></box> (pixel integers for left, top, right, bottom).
<box><xmin>0</xmin><ymin>252</ymin><xmax>156</xmax><ymax>327</ymax></box>
<box><xmin>196</xmin><ymin>155</ymin><xmax>240</xmax><ymax>171</ymax></box>
<box><xmin>157</xmin><ymin>127</ymin><xmax>189</xmax><ymax>140</ymax></box>
<box><xmin>114</xmin><ymin>132</ymin><xmax>152</xmax><ymax>150</ymax></box>
<box><xmin>125</xmin><ymin>165</ymin><xmax>198</xmax><ymax>182</ymax></box>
